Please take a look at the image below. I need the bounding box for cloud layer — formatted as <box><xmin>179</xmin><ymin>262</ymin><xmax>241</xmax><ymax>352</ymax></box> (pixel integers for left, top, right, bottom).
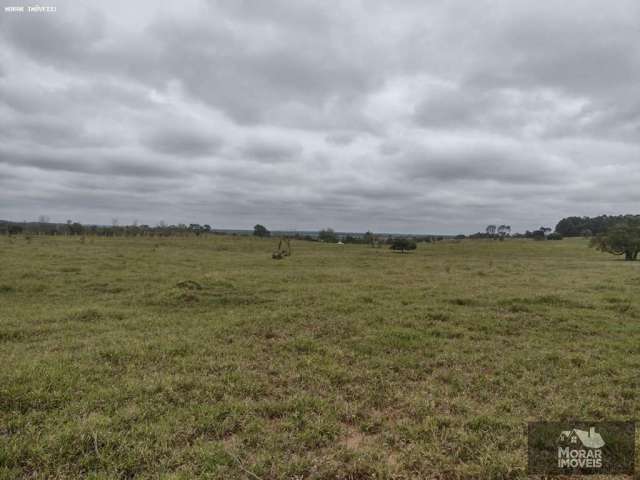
<box><xmin>2</xmin><ymin>0</ymin><xmax>640</xmax><ymax>233</ymax></box>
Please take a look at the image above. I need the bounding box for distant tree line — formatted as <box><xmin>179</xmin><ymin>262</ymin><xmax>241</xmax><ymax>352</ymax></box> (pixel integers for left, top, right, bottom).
<box><xmin>0</xmin><ymin>220</ymin><xmax>215</xmax><ymax>237</ymax></box>
<box><xmin>555</xmin><ymin>215</ymin><xmax>640</xmax><ymax>237</ymax></box>
<box><xmin>468</xmin><ymin>224</ymin><xmax>561</xmax><ymax>240</ymax></box>
<box><xmin>469</xmin><ymin>224</ymin><xmax>512</xmax><ymax>240</ymax></box>
<box><xmin>315</xmin><ymin>228</ymin><xmax>444</xmax><ymax>245</ymax></box>
<box><xmin>0</xmin><ymin>220</ymin><xmax>448</xmax><ymax>243</ymax></box>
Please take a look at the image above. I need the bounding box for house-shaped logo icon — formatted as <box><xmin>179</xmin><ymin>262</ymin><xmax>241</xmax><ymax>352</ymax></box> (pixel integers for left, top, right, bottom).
<box><xmin>559</xmin><ymin>427</ymin><xmax>605</xmax><ymax>449</ymax></box>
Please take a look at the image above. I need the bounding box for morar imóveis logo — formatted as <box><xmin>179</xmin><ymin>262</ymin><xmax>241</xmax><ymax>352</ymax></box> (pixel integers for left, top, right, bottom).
<box><xmin>528</xmin><ymin>421</ymin><xmax>634</xmax><ymax>475</ymax></box>
<box><xmin>557</xmin><ymin>427</ymin><xmax>604</xmax><ymax>469</ymax></box>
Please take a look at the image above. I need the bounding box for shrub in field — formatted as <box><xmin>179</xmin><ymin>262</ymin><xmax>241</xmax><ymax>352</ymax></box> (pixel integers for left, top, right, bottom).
<box><xmin>547</xmin><ymin>232</ymin><xmax>563</xmax><ymax>240</ymax></box>
<box><xmin>389</xmin><ymin>238</ymin><xmax>417</xmax><ymax>253</ymax></box>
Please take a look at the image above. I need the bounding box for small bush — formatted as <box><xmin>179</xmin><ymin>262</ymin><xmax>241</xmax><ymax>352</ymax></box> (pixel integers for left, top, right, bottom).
<box><xmin>389</xmin><ymin>238</ymin><xmax>417</xmax><ymax>252</ymax></box>
<box><xmin>547</xmin><ymin>232</ymin><xmax>563</xmax><ymax>240</ymax></box>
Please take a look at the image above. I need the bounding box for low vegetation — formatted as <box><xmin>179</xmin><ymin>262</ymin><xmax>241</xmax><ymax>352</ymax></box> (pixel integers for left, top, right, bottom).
<box><xmin>1</xmin><ymin>235</ymin><xmax>639</xmax><ymax>479</ymax></box>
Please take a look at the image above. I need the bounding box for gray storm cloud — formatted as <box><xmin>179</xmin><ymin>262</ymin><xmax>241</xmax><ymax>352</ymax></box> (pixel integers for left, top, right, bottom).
<box><xmin>1</xmin><ymin>0</ymin><xmax>640</xmax><ymax>233</ymax></box>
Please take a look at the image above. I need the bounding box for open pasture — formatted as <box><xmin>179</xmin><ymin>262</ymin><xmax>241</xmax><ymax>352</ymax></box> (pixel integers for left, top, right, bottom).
<box><xmin>1</xmin><ymin>236</ymin><xmax>639</xmax><ymax>479</ymax></box>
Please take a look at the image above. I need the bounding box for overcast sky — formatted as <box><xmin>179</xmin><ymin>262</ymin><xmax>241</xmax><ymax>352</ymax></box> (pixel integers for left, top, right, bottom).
<box><xmin>1</xmin><ymin>1</ymin><xmax>640</xmax><ymax>233</ymax></box>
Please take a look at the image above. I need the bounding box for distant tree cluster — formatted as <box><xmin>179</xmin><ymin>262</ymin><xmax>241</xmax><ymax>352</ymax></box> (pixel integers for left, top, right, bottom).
<box><xmin>483</xmin><ymin>225</ymin><xmax>511</xmax><ymax>238</ymax></box>
<box><xmin>469</xmin><ymin>225</ymin><xmax>560</xmax><ymax>240</ymax></box>
<box><xmin>524</xmin><ymin>226</ymin><xmax>553</xmax><ymax>240</ymax></box>
<box><xmin>555</xmin><ymin>215</ymin><xmax>640</xmax><ymax>237</ymax></box>
<box><xmin>470</xmin><ymin>224</ymin><xmax>512</xmax><ymax>239</ymax></box>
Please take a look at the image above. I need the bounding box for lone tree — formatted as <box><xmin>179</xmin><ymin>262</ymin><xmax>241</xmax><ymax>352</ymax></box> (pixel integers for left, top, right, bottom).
<box><xmin>590</xmin><ymin>220</ymin><xmax>640</xmax><ymax>261</ymax></box>
<box><xmin>389</xmin><ymin>237</ymin><xmax>417</xmax><ymax>253</ymax></box>
<box><xmin>253</xmin><ymin>224</ymin><xmax>271</xmax><ymax>237</ymax></box>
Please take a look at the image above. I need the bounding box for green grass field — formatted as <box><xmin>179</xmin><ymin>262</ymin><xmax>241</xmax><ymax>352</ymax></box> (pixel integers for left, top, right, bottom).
<box><xmin>1</xmin><ymin>235</ymin><xmax>639</xmax><ymax>479</ymax></box>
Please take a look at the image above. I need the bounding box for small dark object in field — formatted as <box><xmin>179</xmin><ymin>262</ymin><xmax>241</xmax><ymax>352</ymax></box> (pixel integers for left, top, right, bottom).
<box><xmin>175</xmin><ymin>280</ymin><xmax>203</xmax><ymax>290</ymax></box>
<box><xmin>272</xmin><ymin>237</ymin><xmax>291</xmax><ymax>259</ymax></box>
